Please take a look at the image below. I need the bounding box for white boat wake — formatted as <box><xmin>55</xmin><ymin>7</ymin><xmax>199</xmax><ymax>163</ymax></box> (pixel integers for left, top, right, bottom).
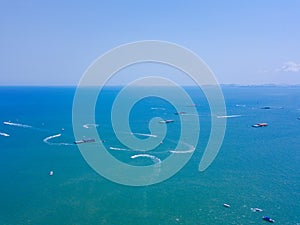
<box><xmin>0</xmin><ymin>132</ymin><xmax>10</xmax><ymax>137</ymax></box>
<box><xmin>109</xmin><ymin>146</ymin><xmax>130</xmax><ymax>151</ymax></box>
<box><xmin>3</xmin><ymin>121</ymin><xmax>32</xmax><ymax>128</ymax></box>
<box><xmin>169</xmin><ymin>148</ymin><xmax>195</xmax><ymax>154</ymax></box>
<box><xmin>217</xmin><ymin>114</ymin><xmax>242</xmax><ymax>119</ymax></box>
<box><xmin>151</xmin><ymin>107</ymin><xmax>165</xmax><ymax>110</ymax></box>
<box><xmin>43</xmin><ymin>134</ymin><xmax>74</xmax><ymax>146</ymax></box>
<box><xmin>131</xmin><ymin>154</ymin><xmax>161</xmax><ymax>164</ymax></box>
<box><xmin>131</xmin><ymin>132</ymin><xmax>157</xmax><ymax>138</ymax></box>
<box><xmin>83</xmin><ymin>123</ymin><xmax>99</xmax><ymax>129</ymax></box>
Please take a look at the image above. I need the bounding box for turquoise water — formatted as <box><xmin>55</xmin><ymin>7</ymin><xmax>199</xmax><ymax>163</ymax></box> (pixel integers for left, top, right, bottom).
<box><xmin>0</xmin><ymin>86</ymin><xmax>299</xmax><ymax>224</ymax></box>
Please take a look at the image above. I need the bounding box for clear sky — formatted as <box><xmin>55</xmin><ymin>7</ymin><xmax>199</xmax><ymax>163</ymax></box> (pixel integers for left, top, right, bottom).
<box><xmin>1</xmin><ymin>0</ymin><xmax>300</xmax><ymax>85</ymax></box>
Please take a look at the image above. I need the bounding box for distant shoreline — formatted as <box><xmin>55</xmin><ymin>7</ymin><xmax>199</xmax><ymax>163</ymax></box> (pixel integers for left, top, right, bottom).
<box><xmin>0</xmin><ymin>84</ymin><xmax>300</xmax><ymax>88</ymax></box>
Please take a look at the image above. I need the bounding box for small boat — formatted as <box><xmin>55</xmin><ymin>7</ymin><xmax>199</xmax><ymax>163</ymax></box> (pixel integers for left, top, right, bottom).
<box><xmin>174</xmin><ymin>112</ymin><xmax>186</xmax><ymax>115</ymax></box>
<box><xmin>261</xmin><ymin>106</ymin><xmax>271</xmax><ymax>109</ymax></box>
<box><xmin>223</xmin><ymin>203</ymin><xmax>231</xmax><ymax>208</ymax></box>
<box><xmin>262</xmin><ymin>216</ymin><xmax>275</xmax><ymax>223</ymax></box>
<box><xmin>251</xmin><ymin>207</ymin><xmax>263</xmax><ymax>212</ymax></box>
<box><xmin>252</xmin><ymin>123</ymin><xmax>268</xmax><ymax>128</ymax></box>
<box><xmin>49</xmin><ymin>171</ymin><xmax>54</xmax><ymax>176</ymax></box>
<box><xmin>159</xmin><ymin>120</ymin><xmax>174</xmax><ymax>124</ymax></box>
<box><xmin>74</xmin><ymin>138</ymin><xmax>96</xmax><ymax>144</ymax></box>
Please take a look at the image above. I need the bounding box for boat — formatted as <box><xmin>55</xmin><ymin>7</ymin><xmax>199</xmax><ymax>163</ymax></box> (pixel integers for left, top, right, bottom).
<box><xmin>74</xmin><ymin>138</ymin><xmax>96</xmax><ymax>144</ymax></box>
<box><xmin>262</xmin><ymin>216</ymin><xmax>275</xmax><ymax>223</ymax></box>
<box><xmin>49</xmin><ymin>170</ymin><xmax>54</xmax><ymax>176</ymax></box>
<box><xmin>251</xmin><ymin>207</ymin><xmax>263</xmax><ymax>212</ymax></box>
<box><xmin>261</xmin><ymin>106</ymin><xmax>271</xmax><ymax>109</ymax></box>
<box><xmin>223</xmin><ymin>203</ymin><xmax>231</xmax><ymax>208</ymax></box>
<box><xmin>174</xmin><ymin>112</ymin><xmax>186</xmax><ymax>115</ymax></box>
<box><xmin>159</xmin><ymin>120</ymin><xmax>174</xmax><ymax>124</ymax></box>
<box><xmin>252</xmin><ymin>123</ymin><xmax>268</xmax><ymax>128</ymax></box>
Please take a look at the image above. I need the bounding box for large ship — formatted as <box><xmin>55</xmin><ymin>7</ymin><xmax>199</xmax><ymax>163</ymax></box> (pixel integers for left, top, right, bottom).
<box><xmin>74</xmin><ymin>138</ymin><xmax>96</xmax><ymax>144</ymax></box>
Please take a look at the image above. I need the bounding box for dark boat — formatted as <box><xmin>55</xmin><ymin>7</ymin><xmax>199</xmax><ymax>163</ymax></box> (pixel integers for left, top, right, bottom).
<box><xmin>159</xmin><ymin>120</ymin><xmax>174</xmax><ymax>124</ymax></box>
<box><xmin>74</xmin><ymin>138</ymin><xmax>95</xmax><ymax>144</ymax></box>
<box><xmin>262</xmin><ymin>216</ymin><xmax>275</xmax><ymax>223</ymax></box>
<box><xmin>174</xmin><ymin>112</ymin><xmax>186</xmax><ymax>115</ymax></box>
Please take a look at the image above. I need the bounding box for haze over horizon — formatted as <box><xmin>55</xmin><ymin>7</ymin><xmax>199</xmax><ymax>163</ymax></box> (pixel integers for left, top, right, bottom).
<box><xmin>1</xmin><ymin>1</ymin><xmax>300</xmax><ymax>86</ymax></box>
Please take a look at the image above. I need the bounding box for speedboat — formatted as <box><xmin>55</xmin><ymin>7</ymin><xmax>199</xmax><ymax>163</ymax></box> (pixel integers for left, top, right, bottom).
<box><xmin>252</xmin><ymin>123</ymin><xmax>268</xmax><ymax>128</ymax></box>
<box><xmin>159</xmin><ymin>120</ymin><xmax>174</xmax><ymax>124</ymax></box>
<box><xmin>223</xmin><ymin>203</ymin><xmax>231</xmax><ymax>208</ymax></box>
<box><xmin>262</xmin><ymin>216</ymin><xmax>275</xmax><ymax>223</ymax></box>
<box><xmin>49</xmin><ymin>171</ymin><xmax>54</xmax><ymax>176</ymax></box>
<box><xmin>251</xmin><ymin>207</ymin><xmax>263</xmax><ymax>212</ymax></box>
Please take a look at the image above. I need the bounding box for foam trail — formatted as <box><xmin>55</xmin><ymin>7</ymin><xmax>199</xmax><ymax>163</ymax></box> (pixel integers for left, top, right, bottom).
<box><xmin>131</xmin><ymin>154</ymin><xmax>161</xmax><ymax>164</ymax></box>
<box><xmin>131</xmin><ymin>132</ymin><xmax>157</xmax><ymax>138</ymax></box>
<box><xmin>180</xmin><ymin>113</ymin><xmax>199</xmax><ymax>116</ymax></box>
<box><xmin>165</xmin><ymin>139</ymin><xmax>196</xmax><ymax>154</ymax></box>
<box><xmin>0</xmin><ymin>132</ymin><xmax>10</xmax><ymax>137</ymax></box>
<box><xmin>3</xmin><ymin>121</ymin><xmax>32</xmax><ymax>128</ymax></box>
<box><xmin>83</xmin><ymin>123</ymin><xmax>99</xmax><ymax>129</ymax></box>
<box><xmin>109</xmin><ymin>147</ymin><xmax>130</xmax><ymax>151</ymax></box>
<box><xmin>169</xmin><ymin>149</ymin><xmax>195</xmax><ymax>154</ymax></box>
<box><xmin>43</xmin><ymin>134</ymin><xmax>73</xmax><ymax>146</ymax></box>
<box><xmin>151</xmin><ymin>107</ymin><xmax>165</xmax><ymax>110</ymax></box>
<box><xmin>217</xmin><ymin>114</ymin><xmax>241</xmax><ymax>119</ymax></box>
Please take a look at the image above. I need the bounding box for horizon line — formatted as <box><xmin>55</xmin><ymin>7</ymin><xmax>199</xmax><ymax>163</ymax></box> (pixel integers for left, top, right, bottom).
<box><xmin>1</xmin><ymin>83</ymin><xmax>300</xmax><ymax>87</ymax></box>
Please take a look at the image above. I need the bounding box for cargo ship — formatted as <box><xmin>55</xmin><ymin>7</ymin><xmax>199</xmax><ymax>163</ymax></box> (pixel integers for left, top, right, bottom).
<box><xmin>74</xmin><ymin>138</ymin><xmax>96</xmax><ymax>144</ymax></box>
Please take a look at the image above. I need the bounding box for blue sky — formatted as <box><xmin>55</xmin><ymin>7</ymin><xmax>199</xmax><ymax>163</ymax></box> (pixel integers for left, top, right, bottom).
<box><xmin>1</xmin><ymin>0</ymin><xmax>300</xmax><ymax>85</ymax></box>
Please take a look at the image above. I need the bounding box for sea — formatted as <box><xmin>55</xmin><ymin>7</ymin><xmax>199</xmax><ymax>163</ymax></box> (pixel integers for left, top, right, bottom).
<box><xmin>0</xmin><ymin>85</ymin><xmax>299</xmax><ymax>225</ymax></box>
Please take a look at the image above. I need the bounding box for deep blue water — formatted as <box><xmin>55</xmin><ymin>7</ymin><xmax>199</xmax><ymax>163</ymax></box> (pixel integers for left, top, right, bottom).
<box><xmin>0</xmin><ymin>86</ymin><xmax>299</xmax><ymax>224</ymax></box>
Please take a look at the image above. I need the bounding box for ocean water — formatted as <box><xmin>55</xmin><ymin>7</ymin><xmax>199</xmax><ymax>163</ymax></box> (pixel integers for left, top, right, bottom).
<box><xmin>0</xmin><ymin>86</ymin><xmax>299</xmax><ymax>225</ymax></box>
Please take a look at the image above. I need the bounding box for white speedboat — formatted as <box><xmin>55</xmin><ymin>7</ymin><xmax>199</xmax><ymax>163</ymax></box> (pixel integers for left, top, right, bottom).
<box><xmin>252</xmin><ymin>123</ymin><xmax>268</xmax><ymax>128</ymax></box>
<box><xmin>159</xmin><ymin>120</ymin><xmax>174</xmax><ymax>124</ymax></box>
<box><xmin>223</xmin><ymin>203</ymin><xmax>231</xmax><ymax>208</ymax></box>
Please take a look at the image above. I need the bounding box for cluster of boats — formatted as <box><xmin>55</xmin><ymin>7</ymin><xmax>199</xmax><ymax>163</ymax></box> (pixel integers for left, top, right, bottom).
<box><xmin>224</xmin><ymin>204</ymin><xmax>275</xmax><ymax>223</ymax></box>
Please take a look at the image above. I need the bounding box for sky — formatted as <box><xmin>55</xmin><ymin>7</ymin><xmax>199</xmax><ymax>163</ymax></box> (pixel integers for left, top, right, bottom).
<box><xmin>0</xmin><ymin>0</ymin><xmax>300</xmax><ymax>86</ymax></box>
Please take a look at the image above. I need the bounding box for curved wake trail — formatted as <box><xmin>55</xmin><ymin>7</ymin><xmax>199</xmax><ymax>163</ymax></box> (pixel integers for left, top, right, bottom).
<box><xmin>131</xmin><ymin>154</ymin><xmax>161</xmax><ymax>164</ymax></box>
<box><xmin>0</xmin><ymin>132</ymin><xmax>10</xmax><ymax>137</ymax></box>
<box><xmin>164</xmin><ymin>138</ymin><xmax>196</xmax><ymax>154</ymax></box>
<box><xmin>43</xmin><ymin>134</ymin><xmax>74</xmax><ymax>146</ymax></box>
